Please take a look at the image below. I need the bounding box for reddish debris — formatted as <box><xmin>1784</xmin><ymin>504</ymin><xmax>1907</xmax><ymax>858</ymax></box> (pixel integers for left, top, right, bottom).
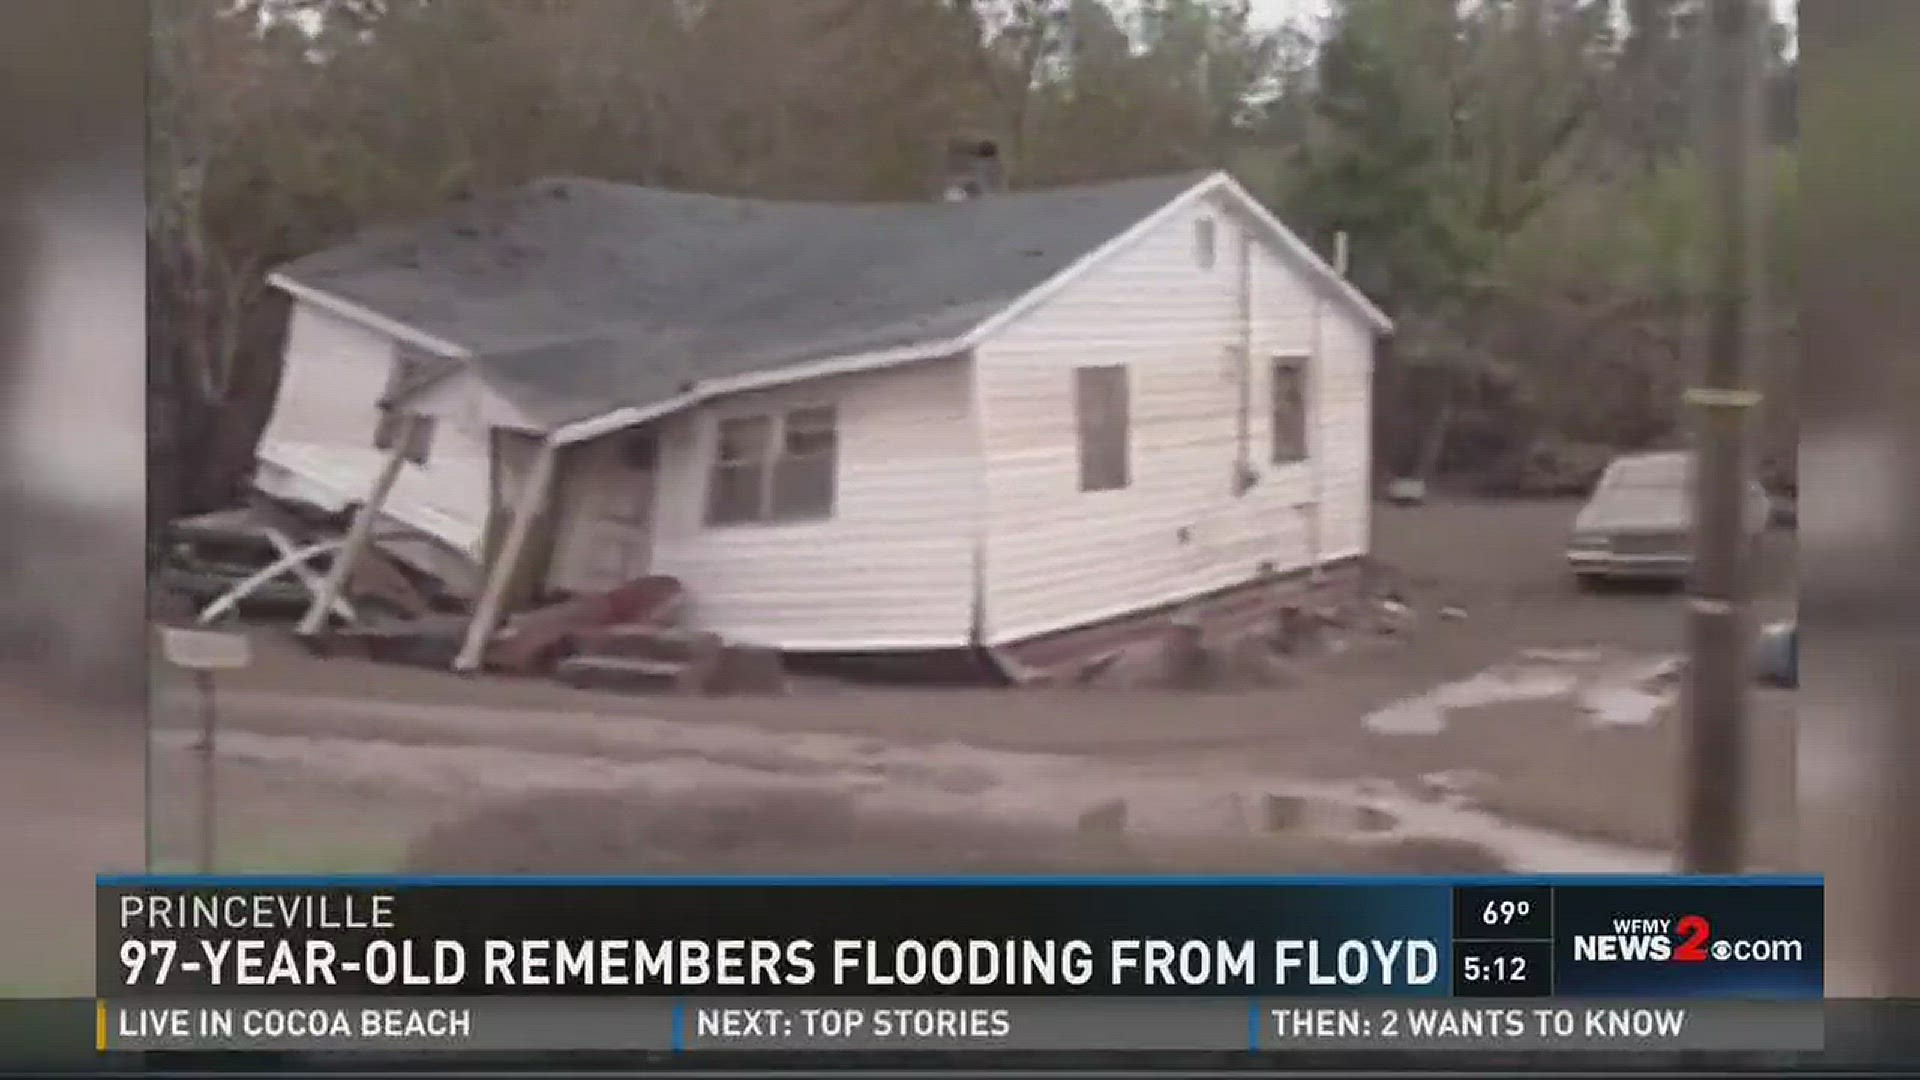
<box><xmin>489</xmin><ymin>595</ymin><xmax>614</xmax><ymax>674</ymax></box>
<box><xmin>603</xmin><ymin>576</ymin><xmax>687</xmax><ymax>626</ymax></box>
<box><xmin>489</xmin><ymin>575</ymin><xmax>687</xmax><ymax>675</ymax></box>
<box><xmin>567</xmin><ymin>623</ymin><xmax>715</xmax><ymax>663</ymax></box>
<box><xmin>555</xmin><ymin>627</ymin><xmax>776</xmax><ymax>696</ymax></box>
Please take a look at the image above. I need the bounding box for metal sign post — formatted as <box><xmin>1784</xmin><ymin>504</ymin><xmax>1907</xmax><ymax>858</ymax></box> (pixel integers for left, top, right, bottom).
<box><xmin>160</xmin><ymin>627</ymin><xmax>252</xmax><ymax>873</ymax></box>
<box><xmin>192</xmin><ymin>669</ymin><xmax>217</xmax><ymax>872</ymax></box>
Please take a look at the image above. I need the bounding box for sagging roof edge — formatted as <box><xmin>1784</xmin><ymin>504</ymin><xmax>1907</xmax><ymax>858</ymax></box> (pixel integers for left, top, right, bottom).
<box><xmin>266</xmin><ymin>171</ymin><xmax>1394</xmax><ymax>450</ymax></box>
<box><xmin>548</xmin><ymin>339</ymin><xmax>970</xmax><ymax>446</ymax></box>
<box><xmin>268</xmin><ymin>273</ymin><xmax>473</xmax><ymax>359</ymax></box>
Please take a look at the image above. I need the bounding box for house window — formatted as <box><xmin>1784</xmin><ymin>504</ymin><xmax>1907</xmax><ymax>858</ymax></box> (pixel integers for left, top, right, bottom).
<box><xmin>1194</xmin><ymin>217</ymin><xmax>1217</xmax><ymax>269</ymax></box>
<box><xmin>1075</xmin><ymin>365</ymin><xmax>1130</xmax><ymax>492</ymax></box>
<box><xmin>771</xmin><ymin>406</ymin><xmax>837</xmax><ymax>518</ymax></box>
<box><xmin>706</xmin><ymin>406</ymin><xmax>838</xmax><ymax>525</ymax></box>
<box><xmin>1271</xmin><ymin>355</ymin><xmax>1308</xmax><ymax>464</ymax></box>
<box><xmin>373</xmin><ymin>406</ymin><xmax>435</xmax><ymax>465</ymax></box>
<box><xmin>620</xmin><ymin>432</ymin><xmax>659</xmax><ymax>471</ymax></box>
<box><xmin>374</xmin><ymin>345</ymin><xmax>444</xmax><ymax>465</ymax></box>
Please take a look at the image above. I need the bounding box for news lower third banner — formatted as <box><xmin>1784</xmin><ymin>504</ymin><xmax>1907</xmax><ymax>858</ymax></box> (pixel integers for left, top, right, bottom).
<box><xmin>94</xmin><ymin>874</ymin><xmax>1823</xmax><ymax>1054</ymax></box>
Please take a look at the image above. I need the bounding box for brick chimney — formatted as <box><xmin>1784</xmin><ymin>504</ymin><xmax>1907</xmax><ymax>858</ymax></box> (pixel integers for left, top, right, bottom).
<box><xmin>940</xmin><ymin>138</ymin><xmax>1005</xmax><ymax>202</ymax></box>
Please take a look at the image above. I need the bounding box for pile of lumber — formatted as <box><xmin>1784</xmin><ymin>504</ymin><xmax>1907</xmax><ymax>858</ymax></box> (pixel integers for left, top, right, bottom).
<box><xmin>159</xmin><ymin>497</ymin><xmax>472</xmax><ymax>626</ymax></box>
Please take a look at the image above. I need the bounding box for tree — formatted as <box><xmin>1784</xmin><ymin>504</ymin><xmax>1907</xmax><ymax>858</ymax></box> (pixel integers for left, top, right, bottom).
<box><xmin>1023</xmin><ymin>0</ymin><xmax>1287</xmax><ymax>184</ymax></box>
<box><xmin>145</xmin><ymin>0</ymin><xmax>1796</xmax><ymax>507</ymax></box>
<box><xmin>149</xmin><ymin>0</ymin><xmax>306</xmax><ymax>521</ymax></box>
<box><xmin>1613</xmin><ymin>0</ymin><xmax>1695</xmax><ymax>169</ymax></box>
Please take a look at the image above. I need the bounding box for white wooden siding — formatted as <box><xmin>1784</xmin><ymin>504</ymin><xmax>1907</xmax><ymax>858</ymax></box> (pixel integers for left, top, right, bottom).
<box><xmin>973</xmin><ymin>192</ymin><xmax>1375</xmax><ymax>644</ymax></box>
<box><xmin>408</xmin><ymin>367</ymin><xmax>544</xmax><ymax>433</ymax></box>
<box><xmin>258</xmin><ymin>302</ymin><xmax>493</xmax><ymax>554</ymax></box>
<box><xmin>259</xmin><ymin>302</ymin><xmax>395</xmax><ymax>448</ymax></box>
<box><xmin>641</xmin><ymin>360</ymin><xmax>978</xmax><ymax>650</ymax></box>
<box><xmin>1311</xmin><ymin>304</ymin><xmax>1375</xmax><ymax>561</ymax></box>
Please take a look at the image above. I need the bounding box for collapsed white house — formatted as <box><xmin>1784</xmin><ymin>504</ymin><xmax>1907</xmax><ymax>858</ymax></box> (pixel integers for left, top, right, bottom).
<box><xmin>255</xmin><ymin>159</ymin><xmax>1390</xmax><ymax>679</ymax></box>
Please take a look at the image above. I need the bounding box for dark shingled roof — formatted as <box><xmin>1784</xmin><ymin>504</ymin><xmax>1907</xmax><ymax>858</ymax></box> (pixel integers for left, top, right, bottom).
<box><xmin>276</xmin><ymin>172</ymin><xmax>1216</xmax><ymax>427</ymax></box>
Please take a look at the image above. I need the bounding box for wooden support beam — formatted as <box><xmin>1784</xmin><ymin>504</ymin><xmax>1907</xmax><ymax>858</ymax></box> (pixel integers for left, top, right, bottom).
<box><xmin>453</xmin><ymin>440</ymin><xmax>560</xmax><ymax>673</ymax></box>
<box><xmin>295</xmin><ymin>418</ymin><xmax>415</xmax><ymax>639</ymax></box>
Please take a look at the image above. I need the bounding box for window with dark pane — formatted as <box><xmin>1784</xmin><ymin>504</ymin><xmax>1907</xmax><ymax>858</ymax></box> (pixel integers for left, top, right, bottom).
<box><xmin>374</xmin><ymin>406</ymin><xmax>435</xmax><ymax>465</ymax></box>
<box><xmin>373</xmin><ymin>345</ymin><xmax>450</xmax><ymax>465</ymax></box>
<box><xmin>1271</xmin><ymin>356</ymin><xmax>1308</xmax><ymax>464</ymax></box>
<box><xmin>1075</xmin><ymin>365</ymin><xmax>1130</xmax><ymax>492</ymax></box>
<box><xmin>706</xmin><ymin>407</ymin><xmax>839</xmax><ymax>525</ymax></box>
<box><xmin>771</xmin><ymin>406</ymin><xmax>837</xmax><ymax>519</ymax></box>
<box><xmin>1194</xmin><ymin>217</ymin><xmax>1217</xmax><ymax>270</ymax></box>
<box><xmin>621</xmin><ymin>432</ymin><xmax>659</xmax><ymax>471</ymax></box>
<box><xmin>706</xmin><ymin>415</ymin><xmax>774</xmax><ymax>525</ymax></box>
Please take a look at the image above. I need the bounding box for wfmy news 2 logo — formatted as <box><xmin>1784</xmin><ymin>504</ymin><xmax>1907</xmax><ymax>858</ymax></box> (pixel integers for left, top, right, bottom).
<box><xmin>1571</xmin><ymin>915</ymin><xmax>1808</xmax><ymax>964</ymax></box>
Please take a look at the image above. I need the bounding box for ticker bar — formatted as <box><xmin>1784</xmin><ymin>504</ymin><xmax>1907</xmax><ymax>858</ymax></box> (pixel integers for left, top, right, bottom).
<box><xmin>97</xmin><ymin>997</ymin><xmax>1822</xmax><ymax>1053</ymax></box>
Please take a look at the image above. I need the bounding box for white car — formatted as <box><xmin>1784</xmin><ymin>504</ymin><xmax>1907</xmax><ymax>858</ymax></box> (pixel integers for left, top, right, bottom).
<box><xmin>1567</xmin><ymin>451</ymin><xmax>1771</xmax><ymax>588</ymax></box>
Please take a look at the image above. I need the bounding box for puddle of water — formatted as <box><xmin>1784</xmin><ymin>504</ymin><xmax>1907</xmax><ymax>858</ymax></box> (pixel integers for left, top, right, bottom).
<box><xmin>1413</xmin><ymin>769</ymin><xmax>1491</xmax><ymax>808</ymax></box>
<box><xmin>1576</xmin><ymin>656</ymin><xmax>1681</xmax><ymax>727</ymax></box>
<box><xmin>1579</xmin><ymin>686</ymin><xmax>1670</xmax><ymax>727</ymax></box>
<box><xmin>1520</xmin><ymin>647</ymin><xmax>1604</xmax><ymax>664</ymax></box>
<box><xmin>1255</xmin><ymin>777</ymin><xmax>1661</xmax><ymax>873</ymax></box>
<box><xmin>1364</xmin><ymin>652</ymin><xmax>1684</xmax><ymax>736</ymax></box>
<box><xmin>1363</xmin><ymin>666</ymin><xmax>1579</xmax><ymax>735</ymax></box>
<box><xmin>1360</xmin><ymin>701</ymin><xmax>1449</xmax><ymax>736</ymax></box>
<box><xmin>152</xmin><ymin>726</ymin><xmax>1665</xmax><ymax>874</ymax></box>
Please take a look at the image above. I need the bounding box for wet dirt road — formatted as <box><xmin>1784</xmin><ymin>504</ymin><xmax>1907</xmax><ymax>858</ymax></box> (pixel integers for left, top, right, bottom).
<box><xmin>147</xmin><ymin>498</ymin><xmax>1799</xmax><ymax>877</ymax></box>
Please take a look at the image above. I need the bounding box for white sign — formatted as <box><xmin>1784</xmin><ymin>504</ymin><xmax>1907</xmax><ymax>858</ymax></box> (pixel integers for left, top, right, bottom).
<box><xmin>160</xmin><ymin>628</ymin><xmax>253</xmax><ymax>671</ymax></box>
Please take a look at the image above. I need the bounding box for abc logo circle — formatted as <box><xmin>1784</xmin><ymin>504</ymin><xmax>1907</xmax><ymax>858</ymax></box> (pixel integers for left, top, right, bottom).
<box><xmin>1710</xmin><ymin>940</ymin><xmax>1733</xmax><ymax>961</ymax></box>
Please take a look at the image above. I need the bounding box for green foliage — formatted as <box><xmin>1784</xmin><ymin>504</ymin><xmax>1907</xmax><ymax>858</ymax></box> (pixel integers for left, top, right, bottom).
<box><xmin>1269</xmin><ymin>0</ymin><xmax>1797</xmax><ymax>480</ymax></box>
<box><xmin>1499</xmin><ymin>146</ymin><xmax>1796</xmax><ymax>301</ymax></box>
<box><xmin>148</xmin><ymin>0</ymin><xmax>1799</xmax><ymax>504</ymax></box>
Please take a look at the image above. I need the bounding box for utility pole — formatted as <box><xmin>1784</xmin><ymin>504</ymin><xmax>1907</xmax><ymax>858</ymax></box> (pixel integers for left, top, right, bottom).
<box><xmin>1678</xmin><ymin>0</ymin><xmax>1764</xmax><ymax>874</ymax></box>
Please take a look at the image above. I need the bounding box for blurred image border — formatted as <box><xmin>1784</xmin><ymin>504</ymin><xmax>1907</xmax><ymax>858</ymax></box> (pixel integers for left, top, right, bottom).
<box><xmin>0</xmin><ymin>0</ymin><xmax>150</xmax><ymax>998</ymax></box>
<box><xmin>1796</xmin><ymin>0</ymin><xmax>1920</xmax><ymax>999</ymax></box>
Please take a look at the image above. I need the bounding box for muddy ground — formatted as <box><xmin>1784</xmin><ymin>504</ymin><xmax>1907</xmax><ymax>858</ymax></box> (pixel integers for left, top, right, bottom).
<box><xmin>0</xmin><ymin>497</ymin><xmax>1796</xmax><ymax>996</ymax></box>
<box><xmin>138</xmin><ymin>497</ymin><xmax>1796</xmax><ymax>884</ymax></box>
